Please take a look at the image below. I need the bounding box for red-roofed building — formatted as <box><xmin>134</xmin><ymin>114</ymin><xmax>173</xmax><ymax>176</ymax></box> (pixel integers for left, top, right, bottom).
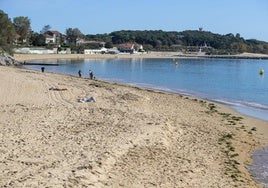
<box><xmin>118</xmin><ymin>43</ymin><xmax>143</xmax><ymax>53</ymax></box>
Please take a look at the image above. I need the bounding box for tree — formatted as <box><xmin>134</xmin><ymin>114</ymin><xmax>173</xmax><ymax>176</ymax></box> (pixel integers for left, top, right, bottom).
<box><xmin>231</xmin><ymin>41</ymin><xmax>248</xmax><ymax>53</ymax></box>
<box><xmin>66</xmin><ymin>28</ymin><xmax>83</xmax><ymax>44</ymax></box>
<box><xmin>235</xmin><ymin>33</ymin><xmax>241</xmax><ymax>39</ymax></box>
<box><xmin>0</xmin><ymin>10</ymin><xmax>16</xmax><ymax>54</ymax></box>
<box><xmin>13</xmin><ymin>16</ymin><xmax>31</xmax><ymax>44</ymax></box>
<box><xmin>40</xmin><ymin>25</ymin><xmax>51</xmax><ymax>34</ymax></box>
<box><xmin>105</xmin><ymin>41</ymin><xmax>113</xmax><ymax>48</ymax></box>
<box><xmin>29</xmin><ymin>31</ymin><xmax>46</xmax><ymax>46</ymax></box>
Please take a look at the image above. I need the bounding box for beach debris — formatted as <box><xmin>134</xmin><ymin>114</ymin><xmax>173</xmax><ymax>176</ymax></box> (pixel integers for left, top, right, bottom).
<box><xmin>78</xmin><ymin>97</ymin><xmax>96</xmax><ymax>103</ymax></box>
<box><xmin>49</xmin><ymin>87</ymin><xmax>67</xmax><ymax>91</ymax></box>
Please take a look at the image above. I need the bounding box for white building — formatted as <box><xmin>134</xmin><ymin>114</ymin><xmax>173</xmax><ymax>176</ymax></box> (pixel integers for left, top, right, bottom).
<box><xmin>84</xmin><ymin>47</ymin><xmax>107</xmax><ymax>54</ymax></box>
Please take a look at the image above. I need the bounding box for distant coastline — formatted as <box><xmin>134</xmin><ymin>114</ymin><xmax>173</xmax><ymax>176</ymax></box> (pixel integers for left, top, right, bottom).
<box><xmin>179</xmin><ymin>52</ymin><xmax>268</xmax><ymax>59</ymax></box>
<box><xmin>177</xmin><ymin>53</ymin><xmax>268</xmax><ymax>59</ymax></box>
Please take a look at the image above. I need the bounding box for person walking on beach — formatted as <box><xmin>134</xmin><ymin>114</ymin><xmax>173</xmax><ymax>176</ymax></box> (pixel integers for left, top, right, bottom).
<box><xmin>78</xmin><ymin>70</ymin><xmax>82</xmax><ymax>77</ymax></box>
<box><xmin>89</xmin><ymin>70</ymin><xmax>94</xmax><ymax>79</ymax></box>
<box><xmin>41</xmin><ymin>67</ymin><xmax>45</xmax><ymax>72</ymax></box>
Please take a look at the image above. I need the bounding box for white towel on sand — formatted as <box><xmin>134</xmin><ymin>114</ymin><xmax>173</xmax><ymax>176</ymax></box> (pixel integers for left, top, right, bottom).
<box><xmin>78</xmin><ymin>97</ymin><xmax>96</xmax><ymax>103</ymax></box>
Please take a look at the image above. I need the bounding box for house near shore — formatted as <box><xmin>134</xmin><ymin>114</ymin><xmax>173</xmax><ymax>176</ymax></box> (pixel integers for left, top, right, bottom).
<box><xmin>14</xmin><ymin>34</ymin><xmax>27</xmax><ymax>45</ymax></box>
<box><xmin>186</xmin><ymin>43</ymin><xmax>211</xmax><ymax>55</ymax></box>
<box><xmin>44</xmin><ymin>30</ymin><xmax>66</xmax><ymax>45</ymax></box>
<box><xmin>84</xmin><ymin>47</ymin><xmax>120</xmax><ymax>55</ymax></box>
<box><xmin>118</xmin><ymin>43</ymin><xmax>144</xmax><ymax>53</ymax></box>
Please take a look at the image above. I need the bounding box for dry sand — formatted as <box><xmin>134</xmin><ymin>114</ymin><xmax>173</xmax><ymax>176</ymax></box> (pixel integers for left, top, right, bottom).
<box><xmin>0</xmin><ymin>54</ymin><xmax>268</xmax><ymax>187</ymax></box>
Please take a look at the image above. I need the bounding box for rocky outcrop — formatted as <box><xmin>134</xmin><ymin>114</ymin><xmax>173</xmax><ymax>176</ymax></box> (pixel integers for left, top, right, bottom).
<box><xmin>0</xmin><ymin>53</ymin><xmax>19</xmax><ymax>66</ymax></box>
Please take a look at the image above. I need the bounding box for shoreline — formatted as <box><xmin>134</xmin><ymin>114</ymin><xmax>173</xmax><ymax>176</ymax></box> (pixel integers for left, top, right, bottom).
<box><xmin>13</xmin><ymin>53</ymin><xmax>268</xmax><ymax>145</ymax></box>
<box><xmin>17</xmin><ymin>53</ymin><xmax>268</xmax><ymax>123</ymax></box>
<box><xmin>0</xmin><ymin>54</ymin><xmax>267</xmax><ymax>187</ymax></box>
<box><xmin>13</xmin><ymin>53</ymin><xmax>268</xmax><ymax>144</ymax></box>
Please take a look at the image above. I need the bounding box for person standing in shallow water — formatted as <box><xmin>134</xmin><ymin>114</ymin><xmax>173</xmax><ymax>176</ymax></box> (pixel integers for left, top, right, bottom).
<box><xmin>41</xmin><ymin>67</ymin><xmax>45</xmax><ymax>72</ymax></box>
<box><xmin>78</xmin><ymin>70</ymin><xmax>82</xmax><ymax>77</ymax></box>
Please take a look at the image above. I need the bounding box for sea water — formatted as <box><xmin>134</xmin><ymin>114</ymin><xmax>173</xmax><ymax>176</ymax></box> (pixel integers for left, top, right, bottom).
<box><xmin>249</xmin><ymin>147</ymin><xmax>268</xmax><ymax>187</ymax></box>
<box><xmin>25</xmin><ymin>57</ymin><xmax>268</xmax><ymax>186</ymax></box>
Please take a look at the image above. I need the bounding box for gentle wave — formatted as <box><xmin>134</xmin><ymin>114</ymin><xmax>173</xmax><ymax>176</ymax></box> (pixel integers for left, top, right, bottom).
<box><xmin>143</xmin><ymin>83</ymin><xmax>268</xmax><ymax>112</ymax></box>
<box><xmin>211</xmin><ymin>99</ymin><xmax>268</xmax><ymax>111</ymax></box>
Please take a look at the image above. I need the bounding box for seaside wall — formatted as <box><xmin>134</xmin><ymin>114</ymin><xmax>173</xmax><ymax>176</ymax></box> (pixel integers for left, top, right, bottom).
<box><xmin>14</xmin><ymin>48</ymin><xmax>56</xmax><ymax>54</ymax></box>
<box><xmin>13</xmin><ymin>48</ymin><xmax>71</xmax><ymax>55</ymax></box>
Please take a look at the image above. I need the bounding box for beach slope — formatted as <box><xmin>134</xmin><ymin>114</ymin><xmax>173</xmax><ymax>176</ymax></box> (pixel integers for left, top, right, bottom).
<box><xmin>0</xmin><ymin>66</ymin><xmax>267</xmax><ymax>187</ymax></box>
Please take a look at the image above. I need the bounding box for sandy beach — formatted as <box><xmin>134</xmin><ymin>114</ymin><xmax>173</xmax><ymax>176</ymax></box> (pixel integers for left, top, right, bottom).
<box><xmin>1</xmin><ymin>54</ymin><xmax>268</xmax><ymax>187</ymax></box>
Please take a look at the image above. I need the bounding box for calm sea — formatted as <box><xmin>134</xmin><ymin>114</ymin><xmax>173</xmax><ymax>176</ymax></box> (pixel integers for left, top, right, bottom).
<box><xmin>25</xmin><ymin>57</ymin><xmax>268</xmax><ymax>121</ymax></box>
<box><xmin>25</xmin><ymin>57</ymin><xmax>268</xmax><ymax>187</ymax></box>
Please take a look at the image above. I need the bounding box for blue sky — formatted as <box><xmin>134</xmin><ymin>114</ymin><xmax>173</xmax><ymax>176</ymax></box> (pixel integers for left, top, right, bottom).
<box><xmin>1</xmin><ymin>0</ymin><xmax>268</xmax><ymax>41</ymax></box>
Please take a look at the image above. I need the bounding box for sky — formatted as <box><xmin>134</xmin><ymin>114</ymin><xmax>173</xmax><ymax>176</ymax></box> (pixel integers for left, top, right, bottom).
<box><xmin>1</xmin><ymin>0</ymin><xmax>268</xmax><ymax>41</ymax></box>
